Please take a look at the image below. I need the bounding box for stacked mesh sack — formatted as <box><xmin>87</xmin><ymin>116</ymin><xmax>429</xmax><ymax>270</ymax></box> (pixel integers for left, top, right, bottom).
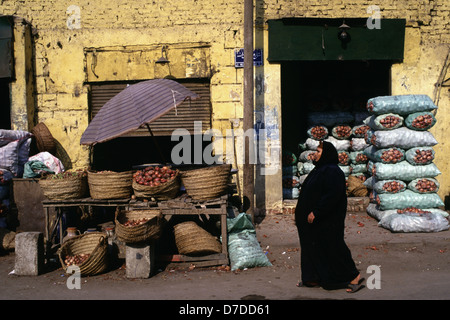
<box><xmin>363</xmin><ymin>95</ymin><xmax>449</xmax><ymax>232</ymax></box>
<box><xmin>0</xmin><ymin>130</ymin><xmax>33</xmax><ymax>229</ymax></box>
<box><xmin>298</xmin><ymin>111</ymin><xmax>371</xmax><ymax>196</ymax></box>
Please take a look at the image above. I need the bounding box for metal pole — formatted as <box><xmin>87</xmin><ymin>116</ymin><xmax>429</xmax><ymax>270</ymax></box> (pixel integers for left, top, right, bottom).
<box><xmin>244</xmin><ymin>0</ymin><xmax>254</xmax><ymax>218</ymax></box>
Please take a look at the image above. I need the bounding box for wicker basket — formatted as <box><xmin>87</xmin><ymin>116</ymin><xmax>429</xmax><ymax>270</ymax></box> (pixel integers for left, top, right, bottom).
<box><xmin>115</xmin><ymin>208</ymin><xmax>164</xmax><ymax>244</ymax></box>
<box><xmin>39</xmin><ymin>174</ymin><xmax>87</xmax><ymax>200</ymax></box>
<box><xmin>31</xmin><ymin>122</ymin><xmax>56</xmax><ymax>154</ymax></box>
<box><xmin>58</xmin><ymin>232</ymin><xmax>108</xmax><ymax>276</ymax></box>
<box><xmin>173</xmin><ymin>221</ymin><xmax>222</xmax><ymax>256</ymax></box>
<box><xmin>87</xmin><ymin>170</ymin><xmax>133</xmax><ymax>199</ymax></box>
<box><xmin>132</xmin><ymin>170</ymin><xmax>181</xmax><ymax>201</ymax></box>
<box><xmin>180</xmin><ymin>164</ymin><xmax>231</xmax><ymax>201</ymax></box>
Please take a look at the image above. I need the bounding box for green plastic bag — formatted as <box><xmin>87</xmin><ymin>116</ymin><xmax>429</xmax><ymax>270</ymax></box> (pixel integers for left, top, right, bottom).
<box><xmin>23</xmin><ymin>160</ymin><xmax>54</xmax><ymax>178</ymax></box>
<box><xmin>373</xmin><ymin>161</ymin><xmax>441</xmax><ymax>182</ymax></box>
<box><xmin>376</xmin><ymin>190</ymin><xmax>444</xmax><ymax>210</ymax></box>
<box><xmin>404</xmin><ymin>147</ymin><xmax>435</xmax><ymax>165</ymax></box>
<box><xmin>366</xmin><ymin>95</ymin><xmax>437</xmax><ymax>115</ymax></box>
<box><xmin>226</xmin><ymin>213</ymin><xmax>272</xmax><ymax>271</ymax></box>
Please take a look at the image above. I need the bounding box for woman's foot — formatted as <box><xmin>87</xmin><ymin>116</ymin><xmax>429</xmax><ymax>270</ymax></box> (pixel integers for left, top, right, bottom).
<box><xmin>346</xmin><ymin>274</ymin><xmax>364</xmax><ymax>293</ymax></box>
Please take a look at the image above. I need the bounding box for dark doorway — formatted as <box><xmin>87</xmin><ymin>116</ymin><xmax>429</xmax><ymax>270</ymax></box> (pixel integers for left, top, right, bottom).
<box><xmin>281</xmin><ymin>60</ymin><xmax>391</xmax><ymax>153</ymax></box>
<box><xmin>0</xmin><ymin>80</ymin><xmax>11</xmax><ymax>129</ymax></box>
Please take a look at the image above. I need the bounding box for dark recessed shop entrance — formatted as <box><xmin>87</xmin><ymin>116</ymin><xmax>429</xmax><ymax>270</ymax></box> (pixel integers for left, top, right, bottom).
<box><xmin>267</xmin><ymin>18</ymin><xmax>405</xmax><ymax>200</ymax></box>
<box><xmin>281</xmin><ymin>60</ymin><xmax>391</xmax><ymax>152</ymax></box>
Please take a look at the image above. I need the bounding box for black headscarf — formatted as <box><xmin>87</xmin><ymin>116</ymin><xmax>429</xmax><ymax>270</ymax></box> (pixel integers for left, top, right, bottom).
<box><xmin>313</xmin><ymin>141</ymin><xmax>339</xmax><ymax>167</ymax></box>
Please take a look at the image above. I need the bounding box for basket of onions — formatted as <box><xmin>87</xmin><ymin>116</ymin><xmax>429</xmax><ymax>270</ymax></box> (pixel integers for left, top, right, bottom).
<box><xmin>114</xmin><ymin>208</ymin><xmax>165</xmax><ymax>244</ymax></box>
<box><xmin>132</xmin><ymin>166</ymin><xmax>180</xmax><ymax>201</ymax></box>
<box><xmin>58</xmin><ymin>232</ymin><xmax>108</xmax><ymax>276</ymax></box>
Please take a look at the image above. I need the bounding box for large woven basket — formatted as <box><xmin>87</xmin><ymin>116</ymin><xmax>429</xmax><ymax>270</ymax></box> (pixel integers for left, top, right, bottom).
<box><xmin>58</xmin><ymin>232</ymin><xmax>108</xmax><ymax>276</ymax></box>
<box><xmin>132</xmin><ymin>170</ymin><xmax>181</xmax><ymax>201</ymax></box>
<box><xmin>88</xmin><ymin>170</ymin><xmax>133</xmax><ymax>199</ymax></box>
<box><xmin>39</xmin><ymin>174</ymin><xmax>87</xmax><ymax>200</ymax></box>
<box><xmin>173</xmin><ymin>221</ymin><xmax>222</xmax><ymax>256</ymax></box>
<box><xmin>31</xmin><ymin>122</ymin><xmax>56</xmax><ymax>155</ymax></box>
<box><xmin>115</xmin><ymin>208</ymin><xmax>164</xmax><ymax>244</ymax></box>
<box><xmin>180</xmin><ymin>164</ymin><xmax>231</xmax><ymax>201</ymax></box>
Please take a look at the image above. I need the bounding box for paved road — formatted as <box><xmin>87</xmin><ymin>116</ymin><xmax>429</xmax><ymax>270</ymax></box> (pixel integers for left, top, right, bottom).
<box><xmin>0</xmin><ymin>211</ymin><xmax>449</xmax><ymax>307</ymax></box>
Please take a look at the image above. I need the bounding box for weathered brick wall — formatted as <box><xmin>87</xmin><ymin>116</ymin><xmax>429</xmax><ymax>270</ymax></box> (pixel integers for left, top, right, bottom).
<box><xmin>1</xmin><ymin>1</ymin><xmax>448</xmax><ymax>204</ymax></box>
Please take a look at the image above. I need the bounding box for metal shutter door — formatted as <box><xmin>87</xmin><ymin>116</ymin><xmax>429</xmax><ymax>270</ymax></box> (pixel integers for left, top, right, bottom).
<box><xmin>89</xmin><ymin>80</ymin><xmax>211</xmax><ymax>137</ymax></box>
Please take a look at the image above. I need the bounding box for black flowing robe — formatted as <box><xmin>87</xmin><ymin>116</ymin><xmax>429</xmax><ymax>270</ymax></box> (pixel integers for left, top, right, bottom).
<box><xmin>295</xmin><ymin>141</ymin><xmax>359</xmax><ymax>289</ymax></box>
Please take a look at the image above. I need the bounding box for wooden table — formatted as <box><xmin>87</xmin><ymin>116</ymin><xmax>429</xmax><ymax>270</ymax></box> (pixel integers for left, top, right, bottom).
<box><xmin>42</xmin><ymin>195</ymin><xmax>230</xmax><ymax>267</ymax></box>
<box><xmin>42</xmin><ymin>197</ymin><xmax>132</xmax><ymax>255</ymax></box>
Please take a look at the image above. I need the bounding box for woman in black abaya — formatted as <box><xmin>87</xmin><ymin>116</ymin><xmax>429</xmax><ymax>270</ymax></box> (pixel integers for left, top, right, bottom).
<box><xmin>295</xmin><ymin>141</ymin><xmax>364</xmax><ymax>293</ymax></box>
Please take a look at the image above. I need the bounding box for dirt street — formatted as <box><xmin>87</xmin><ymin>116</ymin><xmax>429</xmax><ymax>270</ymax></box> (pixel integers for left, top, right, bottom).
<box><xmin>0</xmin><ymin>210</ymin><xmax>449</xmax><ymax>306</ymax></box>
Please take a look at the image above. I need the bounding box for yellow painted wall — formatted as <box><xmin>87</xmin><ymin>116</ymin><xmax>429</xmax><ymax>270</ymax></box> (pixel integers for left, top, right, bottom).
<box><xmin>1</xmin><ymin>0</ymin><xmax>449</xmax><ymax>211</ymax></box>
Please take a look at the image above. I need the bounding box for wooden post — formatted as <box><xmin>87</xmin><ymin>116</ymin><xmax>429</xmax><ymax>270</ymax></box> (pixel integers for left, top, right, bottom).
<box><xmin>243</xmin><ymin>0</ymin><xmax>255</xmax><ymax>219</ymax></box>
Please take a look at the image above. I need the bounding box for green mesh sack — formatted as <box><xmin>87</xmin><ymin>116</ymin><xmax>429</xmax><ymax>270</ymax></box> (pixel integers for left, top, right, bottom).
<box><xmin>363</xmin><ymin>145</ymin><xmax>405</xmax><ymax>164</ymax></box>
<box><xmin>364</xmin><ymin>113</ymin><xmax>404</xmax><ymax>130</ymax></box>
<box><xmin>407</xmin><ymin>178</ymin><xmax>440</xmax><ymax>194</ymax></box>
<box><xmin>404</xmin><ymin>147</ymin><xmax>435</xmax><ymax>165</ymax></box>
<box><xmin>366</xmin><ymin>95</ymin><xmax>437</xmax><ymax>116</ymax></box>
<box><xmin>376</xmin><ymin>190</ymin><xmax>444</xmax><ymax>210</ymax></box>
<box><xmin>404</xmin><ymin>112</ymin><xmax>436</xmax><ymax>131</ymax></box>
<box><xmin>373</xmin><ymin>161</ymin><xmax>441</xmax><ymax>182</ymax></box>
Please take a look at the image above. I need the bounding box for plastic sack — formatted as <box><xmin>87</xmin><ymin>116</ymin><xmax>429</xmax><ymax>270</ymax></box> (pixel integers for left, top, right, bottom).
<box><xmin>303</xmin><ymin>162</ymin><xmax>315</xmax><ymax>174</ymax></box>
<box><xmin>282</xmin><ymin>150</ymin><xmax>297</xmax><ymax>166</ymax></box>
<box><xmin>378</xmin><ymin>211</ymin><xmax>449</xmax><ymax>233</ymax></box>
<box><xmin>283</xmin><ymin>175</ymin><xmax>300</xmax><ymax>188</ymax></box>
<box><xmin>373</xmin><ymin>179</ymin><xmax>406</xmax><ymax>194</ymax></box>
<box><xmin>0</xmin><ymin>129</ymin><xmax>32</xmax><ymax>147</ymax></box>
<box><xmin>0</xmin><ymin>169</ymin><xmax>13</xmax><ymax>185</ymax></box>
<box><xmin>28</xmin><ymin>152</ymin><xmax>65</xmax><ymax>174</ymax></box>
<box><xmin>363</xmin><ymin>145</ymin><xmax>405</xmax><ymax>164</ymax></box>
<box><xmin>350</xmin><ymin>163</ymin><xmax>367</xmax><ymax>174</ymax></box>
<box><xmin>363</xmin><ymin>176</ymin><xmax>375</xmax><ymax>189</ymax></box>
<box><xmin>364</xmin><ymin>113</ymin><xmax>404</xmax><ymax>130</ymax></box>
<box><xmin>352</xmin><ymin>125</ymin><xmax>370</xmax><ymax>138</ymax></box>
<box><xmin>367</xmin><ymin>203</ymin><xmax>449</xmax><ymax>222</ymax></box>
<box><xmin>405</xmin><ymin>147</ymin><xmax>434</xmax><ymax>165</ymax></box>
<box><xmin>23</xmin><ymin>160</ymin><xmax>55</xmax><ymax>178</ymax></box>
<box><xmin>338</xmin><ymin>151</ymin><xmax>350</xmax><ymax>165</ymax></box>
<box><xmin>324</xmin><ymin>136</ymin><xmax>350</xmax><ymax>151</ymax></box>
<box><xmin>350</xmin><ymin>138</ymin><xmax>370</xmax><ymax>151</ymax></box>
<box><xmin>349</xmin><ymin>151</ymin><xmax>368</xmax><ymax>164</ymax></box>
<box><xmin>331</xmin><ymin>125</ymin><xmax>352</xmax><ymax>140</ymax></box>
<box><xmin>376</xmin><ymin>190</ymin><xmax>444</xmax><ymax>210</ymax></box>
<box><xmin>299</xmin><ymin>150</ymin><xmax>317</xmax><ymax>163</ymax></box>
<box><xmin>307</xmin><ymin>111</ymin><xmax>354</xmax><ymax>127</ymax></box>
<box><xmin>296</xmin><ymin>162</ymin><xmax>304</xmax><ymax>175</ymax></box>
<box><xmin>307</xmin><ymin>125</ymin><xmax>328</xmax><ymax>140</ymax></box>
<box><xmin>366</xmin><ymin>95</ymin><xmax>437</xmax><ymax>116</ymax></box>
<box><xmin>338</xmin><ymin>165</ymin><xmax>351</xmax><ymax>177</ymax></box>
<box><xmin>226</xmin><ymin>213</ymin><xmax>272</xmax><ymax>271</ymax></box>
<box><xmin>367</xmin><ymin>127</ymin><xmax>438</xmax><ymax>149</ymax></box>
<box><xmin>366</xmin><ymin>203</ymin><xmax>397</xmax><ymax>221</ymax></box>
<box><xmin>283</xmin><ymin>187</ymin><xmax>300</xmax><ymax>199</ymax></box>
<box><xmin>305</xmin><ymin>138</ymin><xmax>320</xmax><ymax>150</ymax></box>
<box><xmin>372</xmin><ymin>161</ymin><xmax>441</xmax><ymax>182</ymax></box>
<box><xmin>404</xmin><ymin>112</ymin><xmax>436</xmax><ymax>131</ymax></box>
<box><xmin>407</xmin><ymin>178</ymin><xmax>439</xmax><ymax>194</ymax></box>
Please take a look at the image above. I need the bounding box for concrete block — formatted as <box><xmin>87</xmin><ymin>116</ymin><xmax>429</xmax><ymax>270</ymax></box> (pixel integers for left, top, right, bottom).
<box><xmin>125</xmin><ymin>242</ymin><xmax>155</xmax><ymax>279</ymax></box>
<box><xmin>15</xmin><ymin>232</ymin><xmax>44</xmax><ymax>276</ymax></box>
